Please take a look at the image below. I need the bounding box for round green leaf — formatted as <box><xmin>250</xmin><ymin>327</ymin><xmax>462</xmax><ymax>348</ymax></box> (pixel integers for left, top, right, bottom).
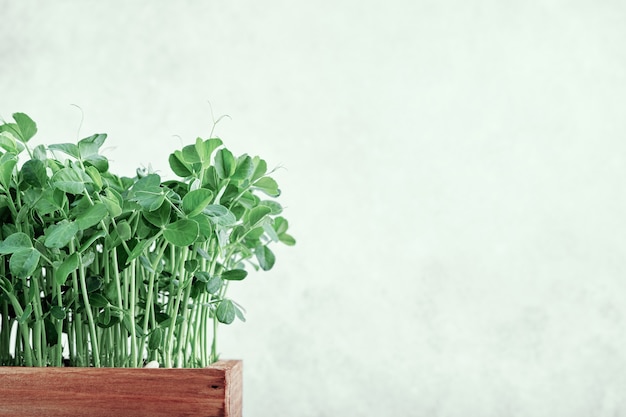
<box><xmin>76</xmin><ymin>203</ymin><xmax>108</xmax><ymax>231</ymax></box>
<box><xmin>252</xmin><ymin>177</ymin><xmax>280</xmax><ymax>197</ymax></box>
<box><xmin>0</xmin><ymin>232</ymin><xmax>33</xmax><ymax>254</ymax></box>
<box><xmin>44</xmin><ymin>220</ymin><xmax>79</xmax><ymax>249</ymax></box>
<box><xmin>10</xmin><ymin>248</ymin><xmax>41</xmax><ymax>278</ymax></box>
<box><xmin>247</xmin><ymin>206</ymin><xmax>271</xmax><ymax>227</ymax></box>
<box><xmin>206</xmin><ymin>276</ymin><xmax>223</xmax><ymax>294</ymax></box>
<box><xmin>216</xmin><ymin>299</ymin><xmax>235</xmax><ymax>324</ymax></box>
<box><xmin>169</xmin><ymin>152</ymin><xmax>192</xmax><ymax>177</ymax></box>
<box><xmin>163</xmin><ymin>219</ymin><xmax>199</xmax><ymax>246</ymax></box>
<box><xmin>21</xmin><ymin>159</ymin><xmax>48</xmax><ymax>188</ymax></box>
<box><xmin>50</xmin><ymin>305</ymin><xmax>66</xmax><ymax>320</ymax></box>
<box><xmin>116</xmin><ymin>221</ymin><xmax>132</xmax><ymax>241</ymax></box>
<box><xmin>13</xmin><ymin>112</ymin><xmax>37</xmax><ymax>142</ymax></box>
<box><xmin>232</xmin><ymin>155</ymin><xmax>253</xmax><ymax>181</ymax></box>
<box><xmin>88</xmin><ymin>293</ymin><xmax>109</xmax><ymax>308</ymax></box>
<box><xmin>182</xmin><ymin>188</ymin><xmax>214</xmax><ymax>216</ymax></box>
<box><xmin>51</xmin><ymin>168</ymin><xmax>88</xmax><ymax>194</ymax></box>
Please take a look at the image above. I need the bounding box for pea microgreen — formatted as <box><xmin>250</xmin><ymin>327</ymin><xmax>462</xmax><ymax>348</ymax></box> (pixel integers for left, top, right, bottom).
<box><xmin>0</xmin><ymin>113</ymin><xmax>295</xmax><ymax>368</ymax></box>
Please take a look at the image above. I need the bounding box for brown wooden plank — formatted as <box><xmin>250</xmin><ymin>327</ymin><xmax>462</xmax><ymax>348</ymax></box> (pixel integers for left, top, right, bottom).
<box><xmin>0</xmin><ymin>360</ymin><xmax>242</xmax><ymax>417</ymax></box>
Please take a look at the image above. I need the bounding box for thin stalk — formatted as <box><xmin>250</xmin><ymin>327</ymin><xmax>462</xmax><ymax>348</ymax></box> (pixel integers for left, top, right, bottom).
<box><xmin>110</xmin><ymin>247</ymin><xmax>127</xmax><ymax>366</ymax></box>
<box><xmin>128</xmin><ymin>259</ymin><xmax>138</xmax><ymax>367</ymax></box>
<box><xmin>31</xmin><ymin>277</ymin><xmax>44</xmax><ymax>366</ymax></box>
<box><xmin>175</xmin><ymin>279</ymin><xmax>193</xmax><ymax>367</ymax></box>
<box><xmin>0</xmin><ymin>301</ymin><xmax>9</xmax><ymax>364</ymax></box>
<box><xmin>164</xmin><ymin>246</ymin><xmax>188</xmax><ymax>367</ymax></box>
<box><xmin>75</xmin><ymin>241</ymin><xmax>100</xmax><ymax>367</ymax></box>
<box><xmin>140</xmin><ymin>241</ymin><xmax>168</xmax><ymax>345</ymax></box>
<box><xmin>4</xmin><ymin>291</ymin><xmax>32</xmax><ymax>366</ymax></box>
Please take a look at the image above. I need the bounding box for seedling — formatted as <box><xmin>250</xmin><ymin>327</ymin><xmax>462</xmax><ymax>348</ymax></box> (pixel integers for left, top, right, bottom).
<box><xmin>0</xmin><ymin>113</ymin><xmax>294</xmax><ymax>368</ymax></box>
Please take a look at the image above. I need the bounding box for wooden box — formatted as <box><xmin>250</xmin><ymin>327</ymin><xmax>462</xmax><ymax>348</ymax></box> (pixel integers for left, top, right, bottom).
<box><xmin>0</xmin><ymin>360</ymin><xmax>242</xmax><ymax>417</ymax></box>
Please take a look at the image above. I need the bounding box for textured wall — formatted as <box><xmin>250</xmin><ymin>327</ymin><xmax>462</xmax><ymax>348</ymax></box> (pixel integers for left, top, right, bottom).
<box><xmin>2</xmin><ymin>1</ymin><xmax>626</xmax><ymax>415</ymax></box>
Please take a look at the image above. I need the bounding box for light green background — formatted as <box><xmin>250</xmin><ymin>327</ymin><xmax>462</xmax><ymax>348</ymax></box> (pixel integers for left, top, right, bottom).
<box><xmin>2</xmin><ymin>1</ymin><xmax>626</xmax><ymax>415</ymax></box>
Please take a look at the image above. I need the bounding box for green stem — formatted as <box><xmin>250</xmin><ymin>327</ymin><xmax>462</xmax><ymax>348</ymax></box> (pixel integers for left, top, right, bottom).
<box><xmin>77</xmin><ymin>247</ymin><xmax>100</xmax><ymax>367</ymax></box>
<box><xmin>4</xmin><ymin>291</ymin><xmax>32</xmax><ymax>366</ymax></box>
<box><xmin>129</xmin><ymin>260</ymin><xmax>138</xmax><ymax>367</ymax></box>
<box><xmin>164</xmin><ymin>246</ymin><xmax>188</xmax><ymax>367</ymax></box>
<box><xmin>175</xmin><ymin>277</ymin><xmax>193</xmax><ymax>367</ymax></box>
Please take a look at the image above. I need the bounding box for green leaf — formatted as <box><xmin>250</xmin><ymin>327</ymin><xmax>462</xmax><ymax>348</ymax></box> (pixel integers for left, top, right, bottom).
<box><xmin>101</xmin><ymin>188</ymin><xmax>123</xmax><ymax>217</ymax></box>
<box><xmin>84</xmin><ymin>154</ymin><xmax>109</xmax><ymax>172</ymax></box>
<box><xmin>279</xmin><ymin>233</ymin><xmax>296</xmax><ymax>246</ymax></box>
<box><xmin>163</xmin><ymin>219</ymin><xmax>199</xmax><ymax>246</ymax></box>
<box><xmin>184</xmin><ymin>259</ymin><xmax>199</xmax><ymax>273</ymax></box>
<box><xmin>97</xmin><ymin>308</ymin><xmax>115</xmax><ymax>328</ymax></box>
<box><xmin>273</xmin><ymin>217</ymin><xmax>289</xmax><ymax>235</ymax></box>
<box><xmin>182</xmin><ymin>188</ymin><xmax>214</xmax><ymax>216</ymax></box>
<box><xmin>76</xmin><ymin>203</ymin><xmax>108</xmax><ymax>230</ymax></box>
<box><xmin>21</xmin><ymin>159</ymin><xmax>48</xmax><ymax>188</ymax></box>
<box><xmin>0</xmin><ymin>232</ymin><xmax>33</xmax><ymax>254</ymax></box>
<box><xmin>130</xmin><ymin>174</ymin><xmax>164</xmax><ymax>211</ymax></box>
<box><xmin>203</xmin><ymin>205</ymin><xmax>237</xmax><ymax>226</ymax></box>
<box><xmin>13</xmin><ymin>113</ymin><xmax>37</xmax><ymax>142</ymax></box>
<box><xmin>33</xmin><ymin>189</ymin><xmax>63</xmax><ymax>215</ymax></box>
<box><xmin>85</xmin><ymin>275</ymin><xmax>102</xmax><ymax>293</ymax></box>
<box><xmin>169</xmin><ymin>152</ymin><xmax>192</xmax><ymax>177</ymax></box>
<box><xmin>143</xmin><ymin>202</ymin><xmax>171</xmax><ymax>227</ymax></box>
<box><xmin>251</xmin><ymin>157</ymin><xmax>267</xmax><ymax>181</ymax></box>
<box><xmin>148</xmin><ymin>327</ymin><xmax>163</xmax><ymax>350</ymax></box>
<box><xmin>190</xmin><ymin>214</ymin><xmax>213</xmax><ymax>241</ymax></box>
<box><xmin>182</xmin><ymin>144</ymin><xmax>201</xmax><ymax>164</ymax></box>
<box><xmin>49</xmin><ymin>143</ymin><xmax>80</xmax><ymax>159</ymax></box>
<box><xmin>85</xmin><ymin>166</ymin><xmax>104</xmax><ymax>190</ymax></box>
<box><xmin>259</xmin><ymin>200</ymin><xmax>283</xmax><ymax>215</ymax></box>
<box><xmin>78</xmin><ymin>133</ymin><xmax>106</xmax><ymax>158</ymax></box>
<box><xmin>33</xmin><ymin>144</ymin><xmax>46</xmax><ymax>160</ymax></box>
<box><xmin>255</xmin><ymin>245</ymin><xmax>276</xmax><ymax>271</ymax></box>
<box><xmin>253</xmin><ymin>177</ymin><xmax>280</xmax><ymax>197</ymax></box>
<box><xmin>44</xmin><ymin>220</ymin><xmax>79</xmax><ymax>249</ymax></box>
<box><xmin>0</xmin><ymin>131</ymin><xmax>24</xmax><ymax>153</ymax></box>
<box><xmin>206</xmin><ymin>276</ymin><xmax>223</xmax><ymax>294</ymax></box>
<box><xmin>0</xmin><ymin>276</ymin><xmax>13</xmax><ymax>294</ymax></box>
<box><xmin>0</xmin><ymin>152</ymin><xmax>17</xmax><ymax>189</ymax></box>
<box><xmin>263</xmin><ymin>222</ymin><xmax>280</xmax><ymax>242</ymax></box>
<box><xmin>116</xmin><ymin>221</ymin><xmax>132</xmax><ymax>241</ymax></box>
<box><xmin>196</xmin><ymin>138</ymin><xmax>222</xmax><ymax>167</ymax></box>
<box><xmin>221</xmin><ymin>269</ymin><xmax>248</xmax><ymax>281</ymax></box>
<box><xmin>246</xmin><ymin>227</ymin><xmax>264</xmax><ymax>241</ymax></box>
<box><xmin>55</xmin><ymin>253</ymin><xmax>79</xmax><ymax>285</ymax></box>
<box><xmin>232</xmin><ymin>155</ymin><xmax>253</xmax><ymax>181</ymax></box>
<box><xmin>247</xmin><ymin>206</ymin><xmax>272</xmax><ymax>227</ymax></box>
<box><xmin>51</xmin><ymin>168</ymin><xmax>88</xmax><ymax>194</ymax></box>
<box><xmin>215</xmin><ymin>148</ymin><xmax>236</xmax><ymax>179</ymax></box>
<box><xmin>10</xmin><ymin>248</ymin><xmax>41</xmax><ymax>278</ymax></box>
<box><xmin>195</xmin><ymin>271</ymin><xmax>210</xmax><ymax>282</ymax></box>
<box><xmin>50</xmin><ymin>305</ymin><xmax>66</xmax><ymax>320</ymax></box>
<box><xmin>89</xmin><ymin>293</ymin><xmax>109</xmax><ymax>308</ymax></box>
<box><xmin>216</xmin><ymin>299</ymin><xmax>236</xmax><ymax>324</ymax></box>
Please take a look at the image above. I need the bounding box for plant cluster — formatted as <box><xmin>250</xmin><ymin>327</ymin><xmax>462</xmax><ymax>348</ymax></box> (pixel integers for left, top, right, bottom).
<box><xmin>0</xmin><ymin>113</ymin><xmax>294</xmax><ymax>368</ymax></box>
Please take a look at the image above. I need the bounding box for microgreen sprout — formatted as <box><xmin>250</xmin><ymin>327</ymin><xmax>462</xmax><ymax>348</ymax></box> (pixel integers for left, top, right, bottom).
<box><xmin>0</xmin><ymin>113</ymin><xmax>294</xmax><ymax>367</ymax></box>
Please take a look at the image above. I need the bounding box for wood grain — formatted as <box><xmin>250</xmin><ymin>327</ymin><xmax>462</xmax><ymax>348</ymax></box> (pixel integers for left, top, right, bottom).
<box><xmin>0</xmin><ymin>360</ymin><xmax>242</xmax><ymax>417</ymax></box>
